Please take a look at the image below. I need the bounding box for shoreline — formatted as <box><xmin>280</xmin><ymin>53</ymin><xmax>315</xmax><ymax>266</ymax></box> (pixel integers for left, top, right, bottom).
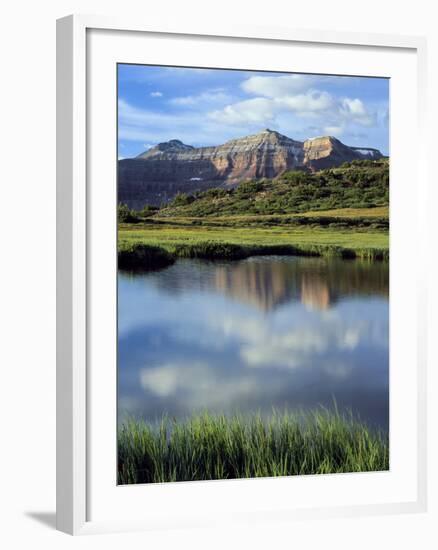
<box><xmin>118</xmin><ymin>240</ymin><xmax>389</xmax><ymax>272</ymax></box>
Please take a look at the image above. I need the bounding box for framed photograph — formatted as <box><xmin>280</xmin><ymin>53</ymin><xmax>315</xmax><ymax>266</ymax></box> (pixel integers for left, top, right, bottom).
<box><xmin>56</xmin><ymin>15</ymin><xmax>427</xmax><ymax>535</ymax></box>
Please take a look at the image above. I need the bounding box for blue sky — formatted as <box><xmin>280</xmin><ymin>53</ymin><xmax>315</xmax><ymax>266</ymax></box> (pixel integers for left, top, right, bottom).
<box><xmin>118</xmin><ymin>64</ymin><xmax>389</xmax><ymax>159</ymax></box>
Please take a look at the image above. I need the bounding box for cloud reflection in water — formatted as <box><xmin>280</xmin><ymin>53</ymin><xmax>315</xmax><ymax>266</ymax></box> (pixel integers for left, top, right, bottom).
<box><xmin>118</xmin><ymin>256</ymin><xmax>389</xmax><ymax>429</ymax></box>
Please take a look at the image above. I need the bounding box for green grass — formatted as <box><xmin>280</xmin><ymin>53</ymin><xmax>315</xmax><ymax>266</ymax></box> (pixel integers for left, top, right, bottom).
<box><xmin>147</xmin><ymin>213</ymin><xmax>388</xmax><ymax>231</ymax></box>
<box><xmin>118</xmin><ymin>410</ymin><xmax>389</xmax><ymax>484</ymax></box>
<box><xmin>300</xmin><ymin>206</ymin><xmax>389</xmax><ymax>218</ymax></box>
<box><xmin>118</xmin><ymin>222</ymin><xmax>389</xmax><ymax>266</ymax></box>
<box><xmin>119</xmin><ymin>221</ymin><xmax>388</xmax><ymax>251</ymax></box>
<box><xmin>155</xmin><ymin>205</ymin><xmax>389</xmax><ymax>219</ymax></box>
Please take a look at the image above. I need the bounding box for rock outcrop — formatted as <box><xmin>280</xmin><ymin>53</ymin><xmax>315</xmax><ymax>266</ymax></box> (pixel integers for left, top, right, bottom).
<box><xmin>118</xmin><ymin>129</ymin><xmax>383</xmax><ymax>208</ymax></box>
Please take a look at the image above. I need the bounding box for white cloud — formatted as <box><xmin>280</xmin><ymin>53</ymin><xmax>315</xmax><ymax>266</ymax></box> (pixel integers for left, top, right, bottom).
<box><xmin>139</xmin><ymin>362</ymin><xmax>261</xmax><ymax>407</ymax></box>
<box><xmin>340</xmin><ymin>328</ymin><xmax>361</xmax><ymax>350</ymax></box>
<box><xmin>340</xmin><ymin>98</ymin><xmax>366</xmax><ymax>116</ymax></box>
<box><xmin>199</xmin><ymin>306</ymin><xmax>369</xmax><ymax>374</ymax></box>
<box><xmin>140</xmin><ymin>365</ymin><xmax>182</xmax><ymax>397</ymax></box>
<box><xmin>209</xmin><ymin>74</ymin><xmax>378</xmax><ymax>137</ymax></box>
<box><xmin>209</xmin><ymin>91</ymin><xmax>336</xmax><ymax>127</ymax></box>
<box><xmin>140</xmin><ymin>362</ymin><xmax>216</xmax><ymax>397</ymax></box>
<box><xmin>209</xmin><ymin>97</ymin><xmax>277</xmax><ymax>126</ymax></box>
<box><xmin>279</xmin><ymin>91</ymin><xmax>334</xmax><ymax>113</ymax></box>
<box><xmin>209</xmin><ymin>92</ymin><xmax>337</xmax><ymax>128</ymax></box>
<box><xmin>233</xmin><ymin>320</ymin><xmax>367</xmax><ymax>371</ymax></box>
<box><xmin>241</xmin><ymin>74</ymin><xmax>317</xmax><ymax>97</ymax></box>
<box><xmin>170</xmin><ymin>89</ymin><xmax>232</xmax><ymax>106</ymax></box>
<box><xmin>150</xmin><ymin>91</ymin><xmax>163</xmax><ymax>97</ymax></box>
<box><xmin>338</xmin><ymin>98</ymin><xmax>375</xmax><ymax>127</ymax></box>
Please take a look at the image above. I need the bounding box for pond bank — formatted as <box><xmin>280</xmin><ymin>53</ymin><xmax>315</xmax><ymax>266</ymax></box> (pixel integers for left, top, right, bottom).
<box><xmin>118</xmin><ymin>240</ymin><xmax>389</xmax><ymax>271</ymax></box>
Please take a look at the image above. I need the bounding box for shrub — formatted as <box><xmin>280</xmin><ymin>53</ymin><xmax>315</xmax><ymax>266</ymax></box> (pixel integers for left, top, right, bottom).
<box><xmin>139</xmin><ymin>204</ymin><xmax>159</xmax><ymax>217</ymax></box>
<box><xmin>281</xmin><ymin>170</ymin><xmax>313</xmax><ymax>185</ymax></box>
<box><xmin>153</xmin><ymin>162</ymin><xmax>389</xmax><ymax>218</ymax></box>
<box><xmin>118</xmin><ymin>203</ymin><xmax>139</xmax><ymax>223</ymax></box>
<box><xmin>170</xmin><ymin>193</ymin><xmax>196</xmax><ymax>207</ymax></box>
<box><xmin>235</xmin><ymin>180</ymin><xmax>265</xmax><ymax>197</ymax></box>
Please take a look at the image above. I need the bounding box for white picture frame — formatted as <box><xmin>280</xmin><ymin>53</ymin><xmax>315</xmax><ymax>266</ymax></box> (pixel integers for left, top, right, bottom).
<box><xmin>56</xmin><ymin>14</ymin><xmax>428</xmax><ymax>535</ymax></box>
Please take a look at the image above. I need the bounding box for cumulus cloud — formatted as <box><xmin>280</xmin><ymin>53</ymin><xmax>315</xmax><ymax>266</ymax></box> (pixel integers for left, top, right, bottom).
<box><xmin>209</xmin><ymin>92</ymin><xmax>337</xmax><ymax>127</ymax></box>
<box><xmin>209</xmin><ymin>74</ymin><xmax>377</xmax><ymax>137</ymax></box>
<box><xmin>338</xmin><ymin>98</ymin><xmax>375</xmax><ymax>127</ymax></box>
<box><xmin>209</xmin><ymin>97</ymin><xmax>277</xmax><ymax>126</ymax></box>
<box><xmin>279</xmin><ymin>91</ymin><xmax>334</xmax><ymax>114</ymax></box>
<box><xmin>150</xmin><ymin>91</ymin><xmax>163</xmax><ymax>97</ymax></box>
<box><xmin>241</xmin><ymin>74</ymin><xmax>318</xmax><ymax>97</ymax></box>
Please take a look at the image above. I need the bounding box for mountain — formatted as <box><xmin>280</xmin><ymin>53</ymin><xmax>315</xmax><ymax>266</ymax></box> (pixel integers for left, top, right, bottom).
<box><xmin>118</xmin><ymin>129</ymin><xmax>383</xmax><ymax>208</ymax></box>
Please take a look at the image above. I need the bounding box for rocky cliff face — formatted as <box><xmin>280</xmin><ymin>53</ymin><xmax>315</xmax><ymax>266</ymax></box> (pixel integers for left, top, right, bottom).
<box><xmin>303</xmin><ymin>136</ymin><xmax>382</xmax><ymax>170</ymax></box>
<box><xmin>118</xmin><ymin>129</ymin><xmax>383</xmax><ymax>208</ymax></box>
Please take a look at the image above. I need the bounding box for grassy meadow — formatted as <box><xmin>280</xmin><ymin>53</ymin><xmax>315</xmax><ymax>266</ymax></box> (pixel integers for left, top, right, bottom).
<box><xmin>119</xmin><ymin>212</ymin><xmax>389</xmax><ymax>250</ymax></box>
<box><xmin>118</xmin><ymin>162</ymin><xmax>389</xmax><ymax>266</ymax></box>
<box><xmin>118</xmin><ymin>410</ymin><xmax>389</xmax><ymax>484</ymax></box>
<box><xmin>118</xmin><ymin>210</ymin><xmax>389</xmax><ymax>265</ymax></box>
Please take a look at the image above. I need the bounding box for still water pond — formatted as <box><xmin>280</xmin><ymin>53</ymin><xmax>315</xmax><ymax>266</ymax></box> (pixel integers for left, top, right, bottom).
<box><xmin>118</xmin><ymin>256</ymin><xmax>389</xmax><ymax>431</ymax></box>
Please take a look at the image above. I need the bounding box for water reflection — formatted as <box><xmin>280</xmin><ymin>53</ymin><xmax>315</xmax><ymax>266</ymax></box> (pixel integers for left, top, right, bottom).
<box><xmin>138</xmin><ymin>256</ymin><xmax>389</xmax><ymax>312</ymax></box>
<box><xmin>118</xmin><ymin>256</ymin><xmax>389</xmax><ymax>430</ymax></box>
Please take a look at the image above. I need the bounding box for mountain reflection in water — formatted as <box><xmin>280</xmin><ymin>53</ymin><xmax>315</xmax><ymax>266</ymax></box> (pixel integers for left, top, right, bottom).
<box><xmin>142</xmin><ymin>256</ymin><xmax>388</xmax><ymax>312</ymax></box>
<box><xmin>118</xmin><ymin>256</ymin><xmax>389</xmax><ymax>430</ymax></box>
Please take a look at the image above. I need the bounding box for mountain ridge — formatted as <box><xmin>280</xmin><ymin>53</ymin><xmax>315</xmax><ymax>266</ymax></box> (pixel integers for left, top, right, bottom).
<box><xmin>118</xmin><ymin>129</ymin><xmax>383</xmax><ymax>208</ymax></box>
